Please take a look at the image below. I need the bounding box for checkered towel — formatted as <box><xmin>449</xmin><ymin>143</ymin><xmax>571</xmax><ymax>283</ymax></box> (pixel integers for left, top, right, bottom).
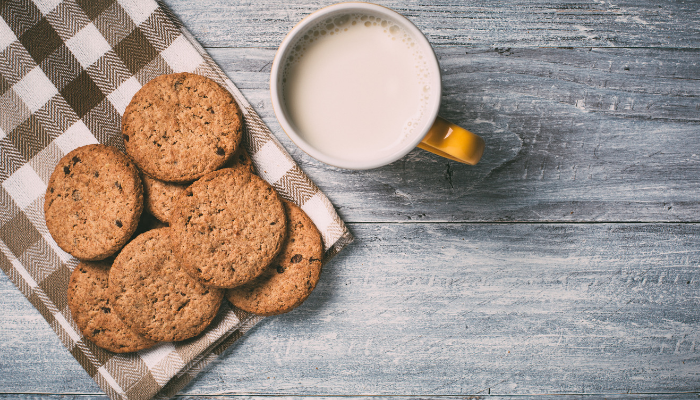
<box><xmin>0</xmin><ymin>0</ymin><xmax>353</xmax><ymax>399</ymax></box>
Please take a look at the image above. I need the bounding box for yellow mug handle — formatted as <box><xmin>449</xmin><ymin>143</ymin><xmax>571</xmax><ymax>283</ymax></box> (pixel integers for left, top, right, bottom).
<box><xmin>417</xmin><ymin>116</ymin><xmax>485</xmax><ymax>165</ymax></box>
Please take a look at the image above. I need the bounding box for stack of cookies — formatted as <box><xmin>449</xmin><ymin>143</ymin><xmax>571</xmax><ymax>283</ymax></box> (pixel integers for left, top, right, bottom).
<box><xmin>45</xmin><ymin>73</ymin><xmax>323</xmax><ymax>353</ymax></box>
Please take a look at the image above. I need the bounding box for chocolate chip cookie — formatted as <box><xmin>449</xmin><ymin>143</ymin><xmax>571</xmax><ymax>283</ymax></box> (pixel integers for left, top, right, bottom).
<box><xmin>68</xmin><ymin>260</ymin><xmax>157</xmax><ymax>353</ymax></box>
<box><xmin>226</xmin><ymin>201</ymin><xmax>323</xmax><ymax>315</ymax></box>
<box><xmin>122</xmin><ymin>73</ymin><xmax>243</xmax><ymax>182</ymax></box>
<box><xmin>142</xmin><ymin>147</ymin><xmax>255</xmax><ymax>224</ymax></box>
<box><xmin>170</xmin><ymin>168</ymin><xmax>286</xmax><ymax>288</ymax></box>
<box><xmin>44</xmin><ymin>144</ymin><xmax>143</xmax><ymax>261</ymax></box>
<box><xmin>108</xmin><ymin>228</ymin><xmax>224</xmax><ymax>342</ymax></box>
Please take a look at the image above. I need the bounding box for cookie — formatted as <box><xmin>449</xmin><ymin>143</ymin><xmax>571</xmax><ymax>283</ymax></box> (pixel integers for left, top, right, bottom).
<box><xmin>226</xmin><ymin>201</ymin><xmax>323</xmax><ymax>316</ymax></box>
<box><xmin>132</xmin><ymin>210</ymin><xmax>169</xmax><ymax>237</ymax></box>
<box><xmin>68</xmin><ymin>260</ymin><xmax>157</xmax><ymax>353</ymax></box>
<box><xmin>141</xmin><ymin>174</ymin><xmax>187</xmax><ymax>224</ymax></box>
<box><xmin>122</xmin><ymin>72</ymin><xmax>243</xmax><ymax>182</ymax></box>
<box><xmin>170</xmin><ymin>168</ymin><xmax>286</xmax><ymax>288</ymax></box>
<box><xmin>44</xmin><ymin>144</ymin><xmax>143</xmax><ymax>261</ymax></box>
<box><xmin>142</xmin><ymin>147</ymin><xmax>254</xmax><ymax>224</ymax></box>
<box><xmin>223</xmin><ymin>146</ymin><xmax>255</xmax><ymax>174</ymax></box>
<box><xmin>108</xmin><ymin>228</ymin><xmax>224</xmax><ymax>342</ymax></box>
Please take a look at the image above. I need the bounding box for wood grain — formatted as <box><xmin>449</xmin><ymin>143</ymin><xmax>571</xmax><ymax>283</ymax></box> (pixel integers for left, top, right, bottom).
<box><xmin>165</xmin><ymin>0</ymin><xmax>700</xmax><ymax>48</ymax></box>
<box><xmin>211</xmin><ymin>46</ymin><xmax>700</xmax><ymax>223</ymax></box>
<box><xmin>181</xmin><ymin>223</ymin><xmax>700</xmax><ymax>397</ymax></box>
<box><xmin>1</xmin><ymin>224</ymin><xmax>699</xmax><ymax>396</ymax></box>
<box><xmin>2</xmin><ymin>1</ymin><xmax>699</xmax><ymax>398</ymax></box>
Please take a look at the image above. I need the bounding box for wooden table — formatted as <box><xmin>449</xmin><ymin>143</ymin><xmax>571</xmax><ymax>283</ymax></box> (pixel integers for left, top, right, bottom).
<box><xmin>2</xmin><ymin>0</ymin><xmax>699</xmax><ymax>398</ymax></box>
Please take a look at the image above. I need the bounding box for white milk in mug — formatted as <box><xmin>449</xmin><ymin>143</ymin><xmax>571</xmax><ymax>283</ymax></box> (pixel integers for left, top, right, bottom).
<box><xmin>271</xmin><ymin>3</ymin><xmax>484</xmax><ymax>170</ymax></box>
<box><xmin>281</xmin><ymin>12</ymin><xmax>436</xmax><ymax>163</ymax></box>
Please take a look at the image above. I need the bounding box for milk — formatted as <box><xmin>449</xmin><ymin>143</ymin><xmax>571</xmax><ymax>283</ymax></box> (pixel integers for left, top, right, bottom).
<box><xmin>282</xmin><ymin>13</ymin><xmax>434</xmax><ymax>162</ymax></box>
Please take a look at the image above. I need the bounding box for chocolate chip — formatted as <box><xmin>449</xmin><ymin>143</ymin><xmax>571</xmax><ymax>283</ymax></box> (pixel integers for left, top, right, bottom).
<box><xmin>216</xmin><ymin>147</ymin><xmax>225</xmax><ymax>156</ymax></box>
<box><xmin>63</xmin><ymin>166</ymin><xmax>70</xmax><ymax>174</ymax></box>
<box><xmin>115</xmin><ymin>181</ymin><xmax>122</xmax><ymax>190</ymax></box>
<box><xmin>72</xmin><ymin>156</ymin><xmax>81</xmax><ymax>165</ymax></box>
<box><xmin>93</xmin><ymin>171</ymin><xmax>99</xmax><ymax>178</ymax></box>
<box><xmin>115</xmin><ymin>220</ymin><xmax>123</xmax><ymax>228</ymax></box>
<box><xmin>291</xmin><ymin>254</ymin><xmax>302</xmax><ymax>263</ymax></box>
<box><xmin>123</xmin><ymin>134</ymin><xmax>129</xmax><ymax>142</ymax></box>
<box><xmin>101</xmin><ymin>307</ymin><xmax>111</xmax><ymax>313</ymax></box>
<box><xmin>276</xmin><ymin>265</ymin><xmax>285</xmax><ymax>274</ymax></box>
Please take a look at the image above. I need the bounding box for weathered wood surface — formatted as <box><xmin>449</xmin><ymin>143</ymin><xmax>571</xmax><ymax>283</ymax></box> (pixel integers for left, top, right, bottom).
<box><xmin>213</xmin><ymin>46</ymin><xmax>700</xmax><ymax>222</ymax></box>
<box><xmin>180</xmin><ymin>224</ymin><xmax>700</xmax><ymax>397</ymax></box>
<box><xmin>166</xmin><ymin>0</ymin><xmax>700</xmax><ymax>49</ymax></box>
<box><xmin>1</xmin><ymin>0</ymin><xmax>699</xmax><ymax>398</ymax></box>
<box><xmin>2</xmin><ymin>224</ymin><xmax>700</xmax><ymax>396</ymax></box>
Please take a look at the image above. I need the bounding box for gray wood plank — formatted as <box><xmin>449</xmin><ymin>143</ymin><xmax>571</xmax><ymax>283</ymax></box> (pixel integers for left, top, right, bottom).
<box><xmin>174</xmin><ymin>396</ymin><xmax>700</xmax><ymax>400</ymax></box>
<box><xmin>2</xmin><ymin>397</ymin><xmax>700</xmax><ymax>400</ymax></box>
<box><xmin>2</xmin><ymin>396</ymin><xmax>700</xmax><ymax>400</ymax></box>
<box><xmin>0</xmin><ymin>275</ymin><xmax>101</xmax><ymax>395</ymax></box>
<box><xmin>180</xmin><ymin>223</ymin><xmax>700</xmax><ymax>396</ymax></box>
<box><xmin>2</xmin><ymin>223</ymin><xmax>698</xmax><ymax>396</ymax></box>
<box><xmin>162</xmin><ymin>0</ymin><xmax>700</xmax><ymax>49</ymax></box>
<box><xmin>210</xmin><ymin>47</ymin><xmax>700</xmax><ymax>223</ymax></box>
<box><xmin>3</xmin><ymin>2</ymin><xmax>699</xmax><ymax>398</ymax></box>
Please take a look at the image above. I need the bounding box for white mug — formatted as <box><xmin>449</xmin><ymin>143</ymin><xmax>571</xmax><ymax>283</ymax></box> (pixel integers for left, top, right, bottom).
<box><xmin>270</xmin><ymin>2</ymin><xmax>484</xmax><ymax>170</ymax></box>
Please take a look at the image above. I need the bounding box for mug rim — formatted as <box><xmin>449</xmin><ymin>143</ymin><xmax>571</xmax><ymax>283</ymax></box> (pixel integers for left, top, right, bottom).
<box><xmin>270</xmin><ymin>2</ymin><xmax>442</xmax><ymax>170</ymax></box>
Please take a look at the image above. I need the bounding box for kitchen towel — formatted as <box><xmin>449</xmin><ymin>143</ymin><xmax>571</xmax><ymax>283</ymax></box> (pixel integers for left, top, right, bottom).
<box><xmin>0</xmin><ymin>0</ymin><xmax>353</xmax><ymax>398</ymax></box>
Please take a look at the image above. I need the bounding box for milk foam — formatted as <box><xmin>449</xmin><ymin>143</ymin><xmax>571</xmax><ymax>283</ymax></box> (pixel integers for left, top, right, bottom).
<box><xmin>282</xmin><ymin>12</ymin><xmax>434</xmax><ymax>162</ymax></box>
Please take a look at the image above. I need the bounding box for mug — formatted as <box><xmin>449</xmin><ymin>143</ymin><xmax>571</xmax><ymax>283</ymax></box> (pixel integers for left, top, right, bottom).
<box><xmin>270</xmin><ymin>2</ymin><xmax>485</xmax><ymax>170</ymax></box>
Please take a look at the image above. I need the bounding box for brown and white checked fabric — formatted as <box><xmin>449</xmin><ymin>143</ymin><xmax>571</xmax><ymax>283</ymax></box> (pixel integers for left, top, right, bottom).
<box><xmin>0</xmin><ymin>0</ymin><xmax>353</xmax><ymax>399</ymax></box>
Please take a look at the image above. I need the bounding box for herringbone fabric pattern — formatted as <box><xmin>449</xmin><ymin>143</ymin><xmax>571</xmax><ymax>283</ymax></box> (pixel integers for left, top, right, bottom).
<box><xmin>0</xmin><ymin>0</ymin><xmax>353</xmax><ymax>399</ymax></box>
